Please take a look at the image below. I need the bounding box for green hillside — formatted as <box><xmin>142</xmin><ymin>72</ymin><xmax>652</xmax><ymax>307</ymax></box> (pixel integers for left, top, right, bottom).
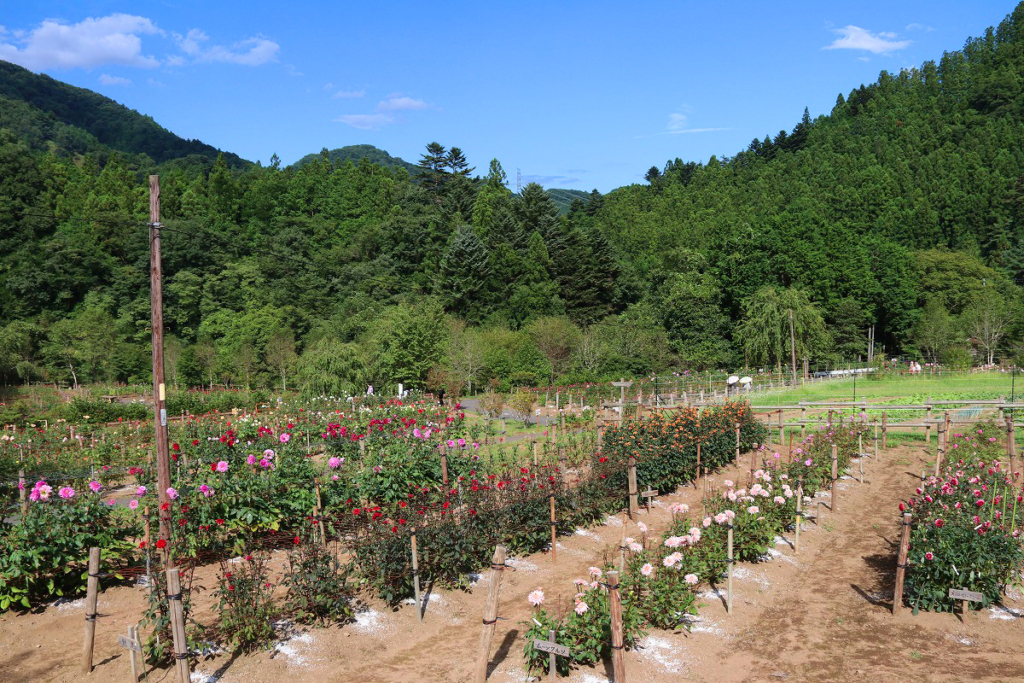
<box><xmin>0</xmin><ymin>60</ymin><xmax>248</xmax><ymax>168</ymax></box>
<box><xmin>546</xmin><ymin>188</ymin><xmax>592</xmax><ymax>214</ymax></box>
<box><xmin>292</xmin><ymin>144</ymin><xmax>419</xmax><ymax>175</ymax></box>
<box><xmin>3</xmin><ymin>5</ymin><xmax>1024</xmax><ymax>391</ymax></box>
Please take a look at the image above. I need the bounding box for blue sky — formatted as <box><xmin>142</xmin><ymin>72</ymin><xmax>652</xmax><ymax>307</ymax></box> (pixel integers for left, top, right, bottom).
<box><xmin>0</xmin><ymin>1</ymin><xmax>1016</xmax><ymax>191</ymax></box>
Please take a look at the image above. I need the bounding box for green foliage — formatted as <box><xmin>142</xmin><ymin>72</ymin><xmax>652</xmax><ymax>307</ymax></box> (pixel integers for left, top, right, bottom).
<box><xmin>283</xmin><ymin>527</ymin><xmax>354</xmax><ymax>625</ymax></box>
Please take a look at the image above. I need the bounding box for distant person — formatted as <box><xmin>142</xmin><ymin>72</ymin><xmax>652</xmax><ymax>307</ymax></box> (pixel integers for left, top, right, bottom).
<box><xmin>438</xmin><ymin>388</ymin><xmax>446</xmax><ymax>406</ymax></box>
<box><xmin>366</xmin><ymin>384</ymin><xmax>374</xmax><ymax>397</ymax></box>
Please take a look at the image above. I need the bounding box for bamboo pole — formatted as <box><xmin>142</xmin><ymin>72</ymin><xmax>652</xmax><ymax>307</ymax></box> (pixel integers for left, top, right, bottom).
<box><xmin>892</xmin><ymin>513</ymin><xmax>912</xmax><ymax>615</ymax></box>
<box><xmin>474</xmin><ymin>545</ymin><xmax>506</xmax><ymax>683</ymax></box>
<box><xmin>607</xmin><ymin>570</ymin><xmax>626</xmax><ymax>682</ymax></box>
<box><xmin>81</xmin><ymin>547</ymin><xmax>101</xmax><ymax>673</ymax></box>
<box><xmin>165</xmin><ymin>567</ymin><xmax>191</xmax><ymax>682</ymax></box>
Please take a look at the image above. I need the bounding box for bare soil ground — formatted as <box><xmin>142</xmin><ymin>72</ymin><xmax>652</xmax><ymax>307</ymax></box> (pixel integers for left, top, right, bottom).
<box><xmin>3</xmin><ymin>439</ymin><xmax>1024</xmax><ymax>683</ymax></box>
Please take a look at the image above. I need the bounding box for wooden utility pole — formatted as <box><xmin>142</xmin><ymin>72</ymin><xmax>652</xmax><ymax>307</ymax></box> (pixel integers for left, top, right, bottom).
<box><xmin>150</xmin><ymin>175</ymin><xmax>172</xmax><ymax>555</ymax></box>
<box><xmin>788</xmin><ymin>309</ymin><xmax>798</xmax><ymax>386</ymax></box>
<box><xmin>474</xmin><ymin>545</ymin><xmax>507</xmax><ymax>683</ymax></box>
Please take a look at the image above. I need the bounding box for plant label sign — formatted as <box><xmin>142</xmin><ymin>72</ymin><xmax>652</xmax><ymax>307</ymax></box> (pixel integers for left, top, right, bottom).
<box><xmin>949</xmin><ymin>588</ymin><xmax>983</xmax><ymax>602</ymax></box>
<box><xmin>533</xmin><ymin>639</ymin><xmax>571</xmax><ymax>657</ymax></box>
<box><xmin>117</xmin><ymin>634</ymin><xmax>142</xmax><ymax>653</ymax></box>
<box><xmin>611</xmin><ymin>381</ymin><xmax>634</xmax><ymax>388</ymax></box>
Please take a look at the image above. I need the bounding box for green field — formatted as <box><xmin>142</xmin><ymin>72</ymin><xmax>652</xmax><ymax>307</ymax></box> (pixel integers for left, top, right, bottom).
<box><xmin>758</xmin><ymin>372</ymin><xmax>1020</xmax><ymax>404</ymax></box>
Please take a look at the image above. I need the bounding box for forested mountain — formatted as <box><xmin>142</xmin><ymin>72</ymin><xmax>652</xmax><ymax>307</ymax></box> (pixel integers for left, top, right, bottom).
<box><xmin>547</xmin><ymin>188</ymin><xmax>592</xmax><ymax>215</ymax></box>
<box><xmin>292</xmin><ymin>144</ymin><xmax>419</xmax><ymax>175</ymax></box>
<box><xmin>3</xmin><ymin>5</ymin><xmax>1024</xmax><ymax>392</ymax></box>
<box><xmin>0</xmin><ymin>60</ymin><xmax>248</xmax><ymax>168</ymax></box>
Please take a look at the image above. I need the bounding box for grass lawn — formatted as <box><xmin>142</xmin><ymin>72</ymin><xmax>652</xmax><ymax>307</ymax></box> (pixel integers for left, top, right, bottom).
<box><xmin>757</xmin><ymin>371</ymin><xmax>1020</xmax><ymax>404</ymax></box>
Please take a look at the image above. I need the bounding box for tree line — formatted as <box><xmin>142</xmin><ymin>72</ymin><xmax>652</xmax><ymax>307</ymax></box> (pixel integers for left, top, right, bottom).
<box><xmin>4</xmin><ymin>4</ymin><xmax>1024</xmax><ymax>391</ymax></box>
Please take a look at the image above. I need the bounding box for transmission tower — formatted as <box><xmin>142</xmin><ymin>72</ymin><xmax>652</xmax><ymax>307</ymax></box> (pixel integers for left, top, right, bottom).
<box><xmin>516</xmin><ymin>168</ymin><xmax>522</xmax><ymax>194</ymax></box>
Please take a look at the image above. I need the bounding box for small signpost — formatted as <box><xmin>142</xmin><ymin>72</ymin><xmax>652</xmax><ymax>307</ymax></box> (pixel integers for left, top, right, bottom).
<box><xmin>949</xmin><ymin>588</ymin><xmax>984</xmax><ymax>621</ymax></box>
<box><xmin>641</xmin><ymin>489</ymin><xmax>658</xmax><ymax>514</ymax></box>
<box><xmin>611</xmin><ymin>379</ymin><xmax>634</xmax><ymax>407</ymax></box>
<box><xmin>534</xmin><ymin>630</ymin><xmax>571</xmax><ymax>682</ymax></box>
<box><xmin>118</xmin><ymin>625</ymin><xmax>142</xmax><ymax>682</ymax></box>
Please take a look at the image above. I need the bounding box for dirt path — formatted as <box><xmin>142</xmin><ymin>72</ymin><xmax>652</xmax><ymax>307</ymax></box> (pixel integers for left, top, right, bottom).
<box><xmin>3</xmin><ymin>441</ymin><xmax>1024</xmax><ymax>683</ymax></box>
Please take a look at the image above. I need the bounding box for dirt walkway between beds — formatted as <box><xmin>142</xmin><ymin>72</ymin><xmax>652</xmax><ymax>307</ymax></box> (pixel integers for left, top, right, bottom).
<box><xmin>3</xmin><ymin>439</ymin><xmax>1024</xmax><ymax>683</ymax></box>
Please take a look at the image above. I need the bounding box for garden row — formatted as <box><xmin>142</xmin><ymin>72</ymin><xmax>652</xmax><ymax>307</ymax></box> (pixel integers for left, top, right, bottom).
<box><xmin>897</xmin><ymin>420</ymin><xmax>1024</xmax><ymax>613</ymax></box>
<box><xmin>516</xmin><ymin>413</ymin><xmax>866</xmax><ymax>676</ymax></box>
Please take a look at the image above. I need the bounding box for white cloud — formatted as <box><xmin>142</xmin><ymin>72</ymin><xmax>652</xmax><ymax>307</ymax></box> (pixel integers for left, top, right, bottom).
<box><xmin>332</xmin><ymin>88</ymin><xmax>366</xmax><ymax>99</ymax></box>
<box><xmin>98</xmin><ymin>73</ymin><xmax>131</xmax><ymax>86</ymax></box>
<box><xmin>165</xmin><ymin>55</ymin><xmax>185</xmax><ymax>67</ymax></box>
<box><xmin>174</xmin><ymin>29</ymin><xmax>279</xmax><ymax>65</ymax></box>
<box><xmin>322</xmin><ymin>82</ymin><xmax>334</xmax><ymax>91</ymax></box>
<box><xmin>858</xmin><ymin>56</ymin><xmax>870</xmax><ymax>62</ymax></box>
<box><xmin>334</xmin><ymin>113</ymin><xmax>394</xmax><ymax>129</ymax></box>
<box><xmin>667</xmin><ymin>112</ymin><xmax>689</xmax><ymax>131</ymax></box>
<box><xmin>906</xmin><ymin>23</ymin><xmax>934</xmax><ymax>32</ymax></box>
<box><xmin>377</xmin><ymin>95</ymin><xmax>428</xmax><ymax>111</ymax></box>
<box><xmin>147</xmin><ymin>77</ymin><xmax>165</xmax><ymax>87</ymax></box>
<box><xmin>0</xmin><ymin>13</ymin><xmax>161</xmax><ymax>70</ymax></box>
<box><xmin>823</xmin><ymin>26</ymin><xmax>910</xmax><ymax>54</ymax></box>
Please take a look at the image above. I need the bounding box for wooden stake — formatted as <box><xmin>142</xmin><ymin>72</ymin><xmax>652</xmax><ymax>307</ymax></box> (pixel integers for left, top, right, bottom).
<box><xmin>936</xmin><ymin>421</ymin><xmax>946</xmax><ymax>478</ymax></box>
<box><xmin>81</xmin><ymin>547</ymin><xmax>101</xmax><ymax>673</ymax></box>
<box><xmin>18</xmin><ymin>469</ymin><xmax>27</xmax><ymax>516</ymax></box>
<box><xmin>165</xmin><ymin>567</ymin><xmax>191</xmax><ymax>682</ymax></box>
<box><xmin>474</xmin><ymin>545</ymin><xmax>506</xmax><ymax>683</ymax></box>
<box><xmin>548</xmin><ymin>628</ymin><xmax>557</xmax><ymax>683</ymax></box>
<box><xmin>794</xmin><ymin>479</ymin><xmax>802</xmax><ymax>554</ymax></box>
<box><xmin>695</xmin><ymin>442</ymin><xmax>701</xmax><ymax>490</ymax></box>
<box><xmin>128</xmin><ymin>624</ymin><xmax>141</xmax><ymax>682</ymax></box>
<box><xmin>440</xmin><ymin>446</ymin><xmax>449</xmax><ymax>488</ymax></box>
<box><xmin>893</xmin><ymin>513</ymin><xmax>912</xmax><ymax>615</ymax></box>
<box><xmin>881</xmin><ymin>411</ymin><xmax>887</xmax><ymax>450</ymax></box>
<box><xmin>831</xmin><ymin>444</ymin><xmax>839</xmax><ymax>514</ymax></box>
<box><xmin>549</xmin><ymin>494</ymin><xmax>557</xmax><ymax>563</ymax></box>
<box><xmin>726</xmin><ymin>522</ymin><xmax>734</xmax><ymax>615</ymax></box>
<box><xmin>1007</xmin><ymin>417</ymin><xmax>1017</xmax><ymax>479</ymax></box>
<box><xmin>926</xmin><ymin>399</ymin><xmax>932</xmax><ymax>443</ymax></box>
<box><xmin>627</xmin><ymin>454</ymin><xmax>638</xmax><ymax>519</ymax></box>
<box><xmin>411</xmin><ymin>529</ymin><xmax>422</xmax><ymax>622</ymax></box>
<box><xmin>735</xmin><ymin>423</ymin><xmax>740</xmax><ymax>464</ymax></box>
<box><xmin>607</xmin><ymin>570</ymin><xmax>627</xmax><ymax>682</ymax></box>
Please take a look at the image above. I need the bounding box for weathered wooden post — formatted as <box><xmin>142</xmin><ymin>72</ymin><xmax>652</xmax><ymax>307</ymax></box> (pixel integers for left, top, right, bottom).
<box><xmin>831</xmin><ymin>444</ymin><xmax>839</xmax><ymax>514</ymax></box>
<box><xmin>165</xmin><ymin>567</ymin><xmax>191</xmax><ymax>682</ymax></box>
<box><xmin>549</xmin><ymin>493</ymin><xmax>557</xmax><ymax>563</ymax></box>
<box><xmin>794</xmin><ymin>479</ymin><xmax>803</xmax><ymax>554</ymax></box>
<box><xmin>607</xmin><ymin>570</ymin><xmax>627</xmax><ymax>682</ymax></box>
<box><xmin>1008</xmin><ymin>416</ymin><xmax>1017</xmax><ymax>479</ymax></box>
<box><xmin>474</xmin><ymin>545</ymin><xmax>507</xmax><ymax>683</ymax></box>
<box><xmin>937</xmin><ymin>420</ymin><xmax>946</xmax><ymax>478</ymax></box>
<box><xmin>726</xmin><ymin>521</ymin><xmax>734</xmax><ymax>614</ymax></box>
<box><xmin>925</xmin><ymin>398</ymin><xmax>932</xmax><ymax>443</ymax></box>
<box><xmin>18</xmin><ymin>469</ymin><xmax>27</xmax><ymax>516</ymax></box>
<box><xmin>81</xmin><ymin>547</ymin><xmax>101</xmax><ymax>673</ymax></box>
<box><xmin>411</xmin><ymin>528</ymin><xmax>422</xmax><ymax>621</ymax></box>
<box><xmin>892</xmin><ymin>513</ymin><xmax>912</xmax><ymax>615</ymax></box>
<box><xmin>881</xmin><ymin>410</ymin><xmax>888</xmax><ymax>450</ymax></box>
<box><xmin>627</xmin><ymin>454</ymin><xmax>639</xmax><ymax>519</ymax></box>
